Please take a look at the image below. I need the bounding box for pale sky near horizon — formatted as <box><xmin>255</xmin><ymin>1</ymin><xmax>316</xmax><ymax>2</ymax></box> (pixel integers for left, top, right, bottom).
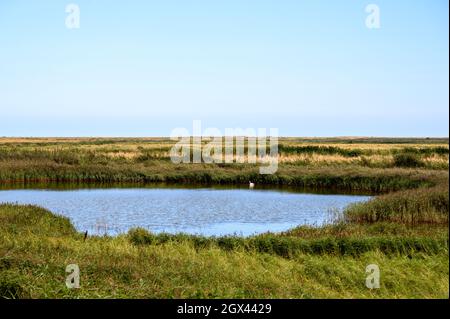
<box><xmin>0</xmin><ymin>0</ymin><xmax>448</xmax><ymax>137</ymax></box>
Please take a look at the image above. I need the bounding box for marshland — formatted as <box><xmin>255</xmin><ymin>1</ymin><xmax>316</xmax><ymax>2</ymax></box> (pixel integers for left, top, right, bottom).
<box><xmin>0</xmin><ymin>137</ymin><xmax>448</xmax><ymax>298</ymax></box>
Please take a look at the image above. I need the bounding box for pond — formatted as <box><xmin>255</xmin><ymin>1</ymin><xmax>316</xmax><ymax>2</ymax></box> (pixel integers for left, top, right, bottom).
<box><xmin>0</xmin><ymin>186</ymin><xmax>371</xmax><ymax>236</ymax></box>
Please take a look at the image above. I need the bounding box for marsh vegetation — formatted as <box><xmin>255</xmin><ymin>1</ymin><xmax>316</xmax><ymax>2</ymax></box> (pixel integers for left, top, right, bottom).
<box><xmin>0</xmin><ymin>137</ymin><xmax>448</xmax><ymax>298</ymax></box>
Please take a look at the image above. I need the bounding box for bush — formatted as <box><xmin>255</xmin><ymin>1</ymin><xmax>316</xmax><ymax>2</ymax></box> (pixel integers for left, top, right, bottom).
<box><xmin>393</xmin><ymin>152</ymin><xmax>424</xmax><ymax>168</ymax></box>
<box><xmin>128</xmin><ymin>228</ymin><xmax>156</xmax><ymax>245</ymax></box>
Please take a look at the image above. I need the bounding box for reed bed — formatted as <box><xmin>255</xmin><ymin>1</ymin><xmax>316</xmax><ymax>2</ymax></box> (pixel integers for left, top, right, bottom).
<box><xmin>344</xmin><ymin>185</ymin><xmax>449</xmax><ymax>224</ymax></box>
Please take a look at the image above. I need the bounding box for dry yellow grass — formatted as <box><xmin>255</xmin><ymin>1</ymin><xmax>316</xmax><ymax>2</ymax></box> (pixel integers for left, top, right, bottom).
<box><xmin>0</xmin><ymin>137</ymin><xmax>447</xmax><ymax>168</ymax></box>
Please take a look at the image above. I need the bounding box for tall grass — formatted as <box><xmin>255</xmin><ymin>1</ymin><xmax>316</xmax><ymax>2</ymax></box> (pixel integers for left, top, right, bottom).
<box><xmin>127</xmin><ymin>228</ymin><xmax>448</xmax><ymax>258</ymax></box>
<box><xmin>344</xmin><ymin>185</ymin><xmax>449</xmax><ymax>224</ymax></box>
<box><xmin>393</xmin><ymin>152</ymin><xmax>425</xmax><ymax>168</ymax></box>
<box><xmin>0</xmin><ymin>157</ymin><xmax>443</xmax><ymax>192</ymax></box>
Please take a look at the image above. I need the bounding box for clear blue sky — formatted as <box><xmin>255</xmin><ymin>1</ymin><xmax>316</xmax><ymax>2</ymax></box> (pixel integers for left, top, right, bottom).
<box><xmin>0</xmin><ymin>0</ymin><xmax>448</xmax><ymax>137</ymax></box>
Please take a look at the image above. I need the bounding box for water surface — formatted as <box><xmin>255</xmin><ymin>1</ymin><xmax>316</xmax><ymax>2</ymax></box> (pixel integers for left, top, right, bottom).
<box><xmin>0</xmin><ymin>187</ymin><xmax>370</xmax><ymax>236</ymax></box>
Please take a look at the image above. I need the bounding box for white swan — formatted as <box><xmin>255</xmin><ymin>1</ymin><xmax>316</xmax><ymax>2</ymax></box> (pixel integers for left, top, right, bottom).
<box><xmin>249</xmin><ymin>181</ymin><xmax>255</xmax><ymax>188</ymax></box>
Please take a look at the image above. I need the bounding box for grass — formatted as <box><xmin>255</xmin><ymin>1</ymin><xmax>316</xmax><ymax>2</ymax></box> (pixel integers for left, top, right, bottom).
<box><xmin>0</xmin><ymin>138</ymin><xmax>447</xmax><ymax>189</ymax></box>
<box><xmin>0</xmin><ymin>137</ymin><xmax>448</xmax><ymax>298</ymax></box>
<box><xmin>344</xmin><ymin>185</ymin><xmax>449</xmax><ymax>224</ymax></box>
<box><xmin>393</xmin><ymin>152</ymin><xmax>425</xmax><ymax>168</ymax></box>
<box><xmin>128</xmin><ymin>228</ymin><xmax>448</xmax><ymax>257</ymax></box>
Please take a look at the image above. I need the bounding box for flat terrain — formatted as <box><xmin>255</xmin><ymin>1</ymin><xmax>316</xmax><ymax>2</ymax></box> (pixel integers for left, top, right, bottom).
<box><xmin>0</xmin><ymin>137</ymin><xmax>448</xmax><ymax>298</ymax></box>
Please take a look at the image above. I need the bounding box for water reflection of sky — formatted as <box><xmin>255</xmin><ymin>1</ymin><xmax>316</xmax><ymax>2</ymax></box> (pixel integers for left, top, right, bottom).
<box><xmin>0</xmin><ymin>188</ymin><xmax>371</xmax><ymax>237</ymax></box>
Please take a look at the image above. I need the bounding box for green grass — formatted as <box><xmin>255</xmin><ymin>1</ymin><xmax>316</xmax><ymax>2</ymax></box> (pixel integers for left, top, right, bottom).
<box><xmin>344</xmin><ymin>185</ymin><xmax>449</xmax><ymax>224</ymax></box>
<box><xmin>0</xmin><ymin>159</ymin><xmax>445</xmax><ymax>193</ymax></box>
<box><xmin>393</xmin><ymin>152</ymin><xmax>425</xmax><ymax>168</ymax></box>
<box><xmin>278</xmin><ymin>145</ymin><xmax>364</xmax><ymax>157</ymax></box>
<box><xmin>128</xmin><ymin>228</ymin><xmax>448</xmax><ymax>257</ymax></box>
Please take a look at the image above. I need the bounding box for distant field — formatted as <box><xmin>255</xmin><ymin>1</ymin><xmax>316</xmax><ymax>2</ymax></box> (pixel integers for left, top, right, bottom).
<box><xmin>0</xmin><ymin>137</ymin><xmax>448</xmax><ymax>179</ymax></box>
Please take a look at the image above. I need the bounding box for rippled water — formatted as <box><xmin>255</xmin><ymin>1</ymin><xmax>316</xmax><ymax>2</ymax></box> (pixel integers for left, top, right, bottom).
<box><xmin>0</xmin><ymin>187</ymin><xmax>370</xmax><ymax>236</ymax></box>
